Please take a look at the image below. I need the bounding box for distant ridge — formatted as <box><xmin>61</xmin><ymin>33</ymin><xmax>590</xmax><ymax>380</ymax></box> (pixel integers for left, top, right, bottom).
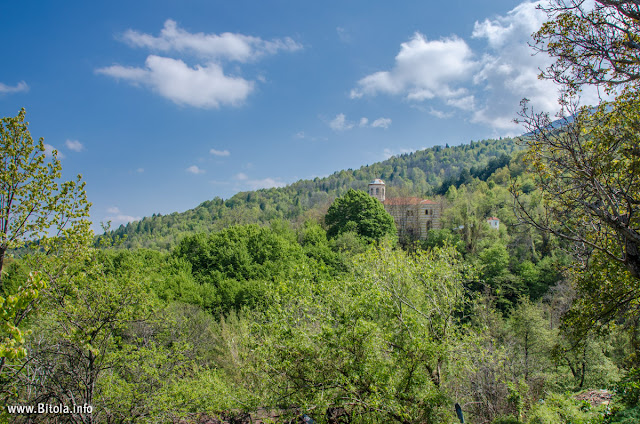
<box><xmin>103</xmin><ymin>137</ymin><xmax>520</xmax><ymax>250</ymax></box>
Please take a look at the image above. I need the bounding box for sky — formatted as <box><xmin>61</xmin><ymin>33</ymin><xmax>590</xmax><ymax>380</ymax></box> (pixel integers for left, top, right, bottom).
<box><xmin>0</xmin><ymin>0</ymin><xmax>598</xmax><ymax>233</ymax></box>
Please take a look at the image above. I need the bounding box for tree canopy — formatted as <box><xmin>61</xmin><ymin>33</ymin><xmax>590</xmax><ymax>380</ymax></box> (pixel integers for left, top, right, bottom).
<box><xmin>324</xmin><ymin>188</ymin><xmax>396</xmax><ymax>243</ymax></box>
<box><xmin>534</xmin><ymin>0</ymin><xmax>640</xmax><ymax>92</ymax></box>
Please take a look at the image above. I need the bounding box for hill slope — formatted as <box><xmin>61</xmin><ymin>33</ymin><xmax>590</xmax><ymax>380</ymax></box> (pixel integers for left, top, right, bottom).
<box><xmin>105</xmin><ymin>137</ymin><xmax>520</xmax><ymax>250</ymax></box>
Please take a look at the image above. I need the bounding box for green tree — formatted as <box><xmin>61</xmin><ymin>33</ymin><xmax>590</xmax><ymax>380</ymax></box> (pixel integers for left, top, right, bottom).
<box><xmin>256</xmin><ymin>244</ymin><xmax>471</xmax><ymax>423</ymax></box>
<box><xmin>13</xmin><ymin>249</ymin><xmax>156</xmax><ymax>424</ymax></box>
<box><xmin>0</xmin><ymin>108</ymin><xmax>91</xmax><ymax>285</ymax></box>
<box><xmin>325</xmin><ymin>188</ymin><xmax>396</xmax><ymax>243</ymax></box>
<box><xmin>534</xmin><ymin>0</ymin><xmax>640</xmax><ymax>92</ymax></box>
<box><xmin>0</xmin><ymin>108</ymin><xmax>91</xmax><ymax>380</ymax></box>
<box><xmin>517</xmin><ymin>1</ymin><xmax>640</xmax><ymax>279</ymax></box>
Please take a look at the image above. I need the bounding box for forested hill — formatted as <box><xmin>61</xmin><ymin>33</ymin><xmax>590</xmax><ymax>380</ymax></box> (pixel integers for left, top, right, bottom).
<box><xmin>104</xmin><ymin>137</ymin><xmax>520</xmax><ymax>250</ymax></box>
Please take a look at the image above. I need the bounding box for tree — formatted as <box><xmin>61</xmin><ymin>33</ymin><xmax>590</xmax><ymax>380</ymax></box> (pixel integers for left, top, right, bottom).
<box><xmin>0</xmin><ymin>108</ymin><xmax>91</xmax><ymax>379</ymax></box>
<box><xmin>325</xmin><ymin>189</ymin><xmax>396</xmax><ymax>243</ymax></box>
<box><xmin>534</xmin><ymin>0</ymin><xmax>640</xmax><ymax>93</ymax></box>
<box><xmin>0</xmin><ymin>108</ymin><xmax>91</xmax><ymax>284</ymax></box>
<box><xmin>514</xmin><ymin>1</ymin><xmax>640</xmax><ymax>279</ymax></box>
<box><xmin>256</xmin><ymin>244</ymin><xmax>470</xmax><ymax>423</ymax></box>
<box><xmin>13</xmin><ymin>250</ymin><xmax>156</xmax><ymax>424</ymax></box>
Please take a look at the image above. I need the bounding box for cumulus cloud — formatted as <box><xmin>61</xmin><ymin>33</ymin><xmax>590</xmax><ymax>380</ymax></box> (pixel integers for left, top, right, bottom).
<box><xmin>350</xmin><ymin>1</ymin><xmax>605</xmax><ymax>132</ymax></box>
<box><xmin>122</xmin><ymin>19</ymin><xmax>302</xmax><ymax>62</ymax></box>
<box><xmin>468</xmin><ymin>1</ymin><xmax>558</xmax><ymax>129</ymax></box>
<box><xmin>98</xmin><ymin>20</ymin><xmax>301</xmax><ymax>108</ymax></box>
<box><xmin>210</xmin><ymin>148</ymin><xmax>230</xmax><ymax>156</ymax></box>
<box><xmin>0</xmin><ymin>81</ymin><xmax>29</xmax><ymax>94</ymax></box>
<box><xmin>350</xmin><ymin>33</ymin><xmax>477</xmax><ymax>101</ymax></box>
<box><xmin>186</xmin><ymin>165</ymin><xmax>206</xmax><ymax>174</ymax></box>
<box><xmin>65</xmin><ymin>139</ymin><xmax>84</xmax><ymax>152</ymax></box>
<box><xmin>359</xmin><ymin>117</ymin><xmax>369</xmax><ymax>127</ymax></box>
<box><xmin>97</xmin><ymin>56</ymin><xmax>253</xmax><ymax>108</ymax></box>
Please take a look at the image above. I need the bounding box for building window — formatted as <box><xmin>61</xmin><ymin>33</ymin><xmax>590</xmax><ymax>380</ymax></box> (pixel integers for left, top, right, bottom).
<box><xmin>376</xmin><ymin>188</ymin><xmax>379</xmax><ymax>195</ymax></box>
<box><xmin>426</xmin><ymin>221</ymin><xmax>432</xmax><ymax>231</ymax></box>
<box><xmin>425</xmin><ymin>209</ymin><xmax>430</xmax><ymax>215</ymax></box>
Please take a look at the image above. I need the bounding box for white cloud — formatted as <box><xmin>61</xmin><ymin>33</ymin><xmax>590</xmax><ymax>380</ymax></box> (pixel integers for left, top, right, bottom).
<box><xmin>122</xmin><ymin>19</ymin><xmax>302</xmax><ymax>62</ymax></box>
<box><xmin>371</xmin><ymin>117</ymin><xmax>392</xmax><ymax>129</ymax></box>
<box><xmin>350</xmin><ymin>1</ymin><xmax>606</xmax><ymax>132</ymax></box>
<box><xmin>329</xmin><ymin>113</ymin><xmax>354</xmax><ymax>131</ymax></box>
<box><xmin>44</xmin><ymin>144</ymin><xmax>65</xmax><ymax>159</ymax></box>
<box><xmin>65</xmin><ymin>139</ymin><xmax>84</xmax><ymax>152</ymax></box>
<box><xmin>136</xmin><ymin>167</ymin><xmax>144</xmax><ymax>173</ymax></box>
<box><xmin>107</xmin><ymin>206</ymin><xmax>121</xmax><ymax>214</ymax></box>
<box><xmin>468</xmin><ymin>1</ymin><xmax>558</xmax><ymax>130</ymax></box>
<box><xmin>350</xmin><ymin>33</ymin><xmax>477</xmax><ymax>101</ymax></box>
<box><xmin>98</xmin><ymin>20</ymin><xmax>301</xmax><ymax>109</ymax></box>
<box><xmin>186</xmin><ymin>165</ymin><xmax>205</xmax><ymax>174</ymax></box>
<box><xmin>97</xmin><ymin>56</ymin><xmax>254</xmax><ymax>108</ymax></box>
<box><xmin>210</xmin><ymin>148</ymin><xmax>230</xmax><ymax>156</ymax></box>
<box><xmin>0</xmin><ymin>81</ymin><xmax>29</xmax><ymax>94</ymax></box>
<box><xmin>359</xmin><ymin>117</ymin><xmax>369</xmax><ymax>127</ymax></box>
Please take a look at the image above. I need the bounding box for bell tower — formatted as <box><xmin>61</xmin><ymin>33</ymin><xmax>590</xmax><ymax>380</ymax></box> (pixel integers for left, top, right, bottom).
<box><xmin>368</xmin><ymin>179</ymin><xmax>386</xmax><ymax>202</ymax></box>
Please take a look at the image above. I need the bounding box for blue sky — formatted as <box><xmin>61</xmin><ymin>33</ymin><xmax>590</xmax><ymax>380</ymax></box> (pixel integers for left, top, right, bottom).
<box><xmin>0</xmin><ymin>1</ymin><xmax>596</xmax><ymax>233</ymax></box>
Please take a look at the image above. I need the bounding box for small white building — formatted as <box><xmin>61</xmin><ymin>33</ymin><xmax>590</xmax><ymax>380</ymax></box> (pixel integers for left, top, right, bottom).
<box><xmin>487</xmin><ymin>217</ymin><xmax>500</xmax><ymax>230</ymax></box>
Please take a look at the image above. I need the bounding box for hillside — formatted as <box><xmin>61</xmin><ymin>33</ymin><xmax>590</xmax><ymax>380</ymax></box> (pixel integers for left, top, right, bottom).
<box><xmin>104</xmin><ymin>137</ymin><xmax>520</xmax><ymax>250</ymax></box>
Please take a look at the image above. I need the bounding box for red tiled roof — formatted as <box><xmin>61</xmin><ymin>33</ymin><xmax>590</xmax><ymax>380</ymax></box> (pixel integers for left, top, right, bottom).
<box><xmin>384</xmin><ymin>197</ymin><xmax>438</xmax><ymax>205</ymax></box>
<box><xmin>384</xmin><ymin>197</ymin><xmax>423</xmax><ymax>205</ymax></box>
<box><xmin>487</xmin><ymin>217</ymin><xmax>499</xmax><ymax>221</ymax></box>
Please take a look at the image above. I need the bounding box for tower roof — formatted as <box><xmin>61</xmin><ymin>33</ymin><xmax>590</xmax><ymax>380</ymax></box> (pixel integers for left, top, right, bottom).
<box><xmin>369</xmin><ymin>178</ymin><xmax>385</xmax><ymax>185</ymax></box>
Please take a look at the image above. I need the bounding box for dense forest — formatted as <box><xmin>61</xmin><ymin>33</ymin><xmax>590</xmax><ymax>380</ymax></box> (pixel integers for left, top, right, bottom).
<box><xmin>2</xmin><ymin>2</ymin><xmax>640</xmax><ymax>423</ymax></box>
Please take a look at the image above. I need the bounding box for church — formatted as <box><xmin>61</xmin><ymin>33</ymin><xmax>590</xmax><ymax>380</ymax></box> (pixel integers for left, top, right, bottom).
<box><xmin>368</xmin><ymin>179</ymin><xmax>443</xmax><ymax>240</ymax></box>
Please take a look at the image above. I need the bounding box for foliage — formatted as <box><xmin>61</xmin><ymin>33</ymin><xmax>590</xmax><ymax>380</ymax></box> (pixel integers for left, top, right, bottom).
<box><xmin>534</xmin><ymin>0</ymin><xmax>640</xmax><ymax>92</ymax></box>
<box><xmin>255</xmin><ymin>244</ymin><xmax>471</xmax><ymax>423</ymax></box>
<box><xmin>515</xmin><ymin>94</ymin><xmax>640</xmax><ymax>279</ymax></box>
<box><xmin>10</xmin><ymin>249</ymin><xmax>156</xmax><ymax>423</ymax></box>
<box><xmin>516</xmin><ymin>4</ymin><xmax>640</xmax><ymax>392</ymax></box>
<box><xmin>526</xmin><ymin>392</ymin><xmax>605</xmax><ymax>424</ymax></box>
<box><xmin>325</xmin><ymin>188</ymin><xmax>396</xmax><ymax>243</ymax></box>
<box><xmin>0</xmin><ymin>273</ymin><xmax>45</xmax><ymax>360</ymax></box>
<box><xmin>0</xmin><ymin>108</ymin><xmax>91</xmax><ymax>283</ymax></box>
<box><xmin>172</xmin><ymin>223</ymin><xmax>311</xmax><ymax>313</ymax></box>
<box><xmin>0</xmin><ymin>108</ymin><xmax>92</xmax><ymax>392</ymax></box>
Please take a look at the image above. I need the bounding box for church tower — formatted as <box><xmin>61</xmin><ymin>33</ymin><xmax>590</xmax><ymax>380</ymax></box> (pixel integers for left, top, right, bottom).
<box><xmin>368</xmin><ymin>178</ymin><xmax>386</xmax><ymax>202</ymax></box>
